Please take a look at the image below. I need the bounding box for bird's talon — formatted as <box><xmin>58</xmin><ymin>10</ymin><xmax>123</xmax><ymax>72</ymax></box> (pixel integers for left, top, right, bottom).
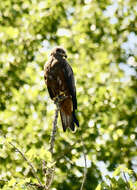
<box><xmin>59</xmin><ymin>91</ymin><xmax>64</xmax><ymax>96</ymax></box>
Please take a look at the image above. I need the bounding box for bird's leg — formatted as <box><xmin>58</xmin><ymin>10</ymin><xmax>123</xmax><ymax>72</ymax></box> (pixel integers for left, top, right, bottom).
<box><xmin>53</xmin><ymin>96</ymin><xmax>58</xmax><ymax>102</ymax></box>
<box><xmin>59</xmin><ymin>91</ymin><xmax>64</xmax><ymax>96</ymax></box>
<box><xmin>53</xmin><ymin>94</ymin><xmax>69</xmax><ymax>105</ymax></box>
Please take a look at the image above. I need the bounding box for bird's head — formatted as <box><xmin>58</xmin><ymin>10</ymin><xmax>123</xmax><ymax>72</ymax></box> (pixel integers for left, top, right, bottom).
<box><xmin>50</xmin><ymin>46</ymin><xmax>67</xmax><ymax>58</ymax></box>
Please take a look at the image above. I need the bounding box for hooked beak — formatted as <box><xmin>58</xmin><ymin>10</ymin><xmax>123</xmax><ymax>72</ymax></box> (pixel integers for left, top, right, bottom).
<box><xmin>60</xmin><ymin>52</ymin><xmax>67</xmax><ymax>58</ymax></box>
<box><xmin>64</xmin><ymin>54</ymin><xmax>67</xmax><ymax>58</ymax></box>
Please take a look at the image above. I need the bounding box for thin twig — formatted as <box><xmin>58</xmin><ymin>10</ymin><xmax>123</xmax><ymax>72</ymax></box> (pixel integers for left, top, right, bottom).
<box><xmin>80</xmin><ymin>136</ymin><xmax>87</xmax><ymax>190</ymax></box>
<box><xmin>128</xmin><ymin>160</ymin><xmax>137</xmax><ymax>181</ymax></box>
<box><xmin>123</xmin><ymin>172</ymin><xmax>130</xmax><ymax>190</ymax></box>
<box><xmin>46</xmin><ymin>167</ymin><xmax>55</xmax><ymax>190</ymax></box>
<box><xmin>26</xmin><ymin>182</ymin><xmax>44</xmax><ymax>188</ymax></box>
<box><xmin>9</xmin><ymin>142</ymin><xmax>43</xmax><ymax>187</ymax></box>
<box><xmin>110</xmin><ymin>182</ymin><xmax>113</xmax><ymax>190</ymax></box>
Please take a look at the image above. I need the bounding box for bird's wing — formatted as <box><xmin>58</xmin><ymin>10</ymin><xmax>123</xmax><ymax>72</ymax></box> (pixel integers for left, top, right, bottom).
<box><xmin>44</xmin><ymin>59</ymin><xmax>55</xmax><ymax>99</ymax></box>
<box><xmin>62</xmin><ymin>61</ymin><xmax>77</xmax><ymax>110</ymax></box>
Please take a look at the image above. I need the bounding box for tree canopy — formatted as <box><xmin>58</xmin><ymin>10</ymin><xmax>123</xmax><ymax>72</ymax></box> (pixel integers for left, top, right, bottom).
<box><xmin>0</xmin><ymin>0</ymin><xmax>137</xmax><ymax>189</ymax></box>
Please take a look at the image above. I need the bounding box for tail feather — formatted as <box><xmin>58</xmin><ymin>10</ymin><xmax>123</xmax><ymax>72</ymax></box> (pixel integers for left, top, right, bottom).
<box><xmin>70</xmin><ymin>120</ymin><xmax>75</xmax><ymax>131</ymax></box>
<box><xmin>60</xmin><ymin>110</ymin><xmax>73</xmax><ymax>132</ymax></box>
<box><xmin>60</xmin><ymin>97</ymin><xmax>79</xmax><ymax>132</ymax></box>
<box><xmin>60</xmin><ymin>110</ymin><xmax>79</xmax><ymax>132</ymax></box>
<box><xmin>72</xmin><ymin>111</ymin><xmax>79</xmax><ymax>127</ymax></box>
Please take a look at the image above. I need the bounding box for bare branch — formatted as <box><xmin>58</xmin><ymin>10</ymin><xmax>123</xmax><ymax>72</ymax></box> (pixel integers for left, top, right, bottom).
<box><xmin>49</xmin><ymin>94</ymin><xmax>69</xmax><ymax>154</ymax></box>
<box><xmin>45</xmin><ymin>167</ymin><xmax>55</xmax><ymax>190</ymax></box>
<box><xmin>49</xmin><ymin>104</ymin><xmax>59</xmax><ymax>154</ymax></box>
<box><xmin>128</xmin><ymin>160</ymin><xmax>137</xmax><ymax>181</ymax></box>
<box><xmin>26</xmin><ymin>182</ymin><xmax>44</xmax><ymax>189</ymax></box>
<box><xmin>9</xmin><ymin>141</ymin><xmax>43</xmax><ymax>187</ymax></box>
<box><xmin>46</xmin><ymin>102</ymin><xmax>59</xmax><ymax>189</ymax></box>
<box><xmin>80</xmin><ymin>137</ymin><xmax>87</xmax><ymax>190</ymax></box>
<box><xmin>123</xmin><ymin>172</ymin><xmax>130</xmax><ymax>190</ymax></box>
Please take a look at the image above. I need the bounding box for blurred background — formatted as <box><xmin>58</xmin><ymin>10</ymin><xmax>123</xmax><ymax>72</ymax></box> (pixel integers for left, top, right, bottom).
<box><xmin>0</xmin><ymin>0</ymin><xmax>137</xmax><ymax>189</ymax></box>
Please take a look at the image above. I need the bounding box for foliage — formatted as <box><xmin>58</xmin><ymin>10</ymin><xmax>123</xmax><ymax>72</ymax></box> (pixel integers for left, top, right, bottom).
<box><xmin>0</xmin><ymin>0</ymin><xmax>137</xmax><ymax>189</ymax></box>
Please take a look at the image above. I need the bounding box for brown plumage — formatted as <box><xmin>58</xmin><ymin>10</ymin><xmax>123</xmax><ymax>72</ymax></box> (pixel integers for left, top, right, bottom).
<box><xmin>44</xmin><ymin>46</ymin><xmax>79</xmax><ymax>132</ymax></box>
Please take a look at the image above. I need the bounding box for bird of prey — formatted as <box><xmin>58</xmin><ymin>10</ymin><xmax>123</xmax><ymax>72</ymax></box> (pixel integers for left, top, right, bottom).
<box><xmin>44</xmin><ymin>46</ymin><xmax>79</xmax><ymax>132</ymax></box>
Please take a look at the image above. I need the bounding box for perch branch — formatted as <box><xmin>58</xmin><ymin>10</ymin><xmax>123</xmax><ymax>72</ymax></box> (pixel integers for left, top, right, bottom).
<box><xmin>49</xmin><ymin>104</ymin><xmax>59</xmax><ymax>154</ymax></box>
<box><xmin>46</xmin><ymin>99</ymin><xmax>60</xmax><ymax>189</ymax></box>
<box><xmin>49</xmin><ymin>94</ymin><xmax>67</xmax><ymax>154</ymax></box>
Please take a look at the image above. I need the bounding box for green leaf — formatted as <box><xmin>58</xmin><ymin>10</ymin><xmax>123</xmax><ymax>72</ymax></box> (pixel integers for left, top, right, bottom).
<box><xmin>95</xmin><ymin>184</ymin><xmax>101</xmax><ymax>190</ymax></box>
<box><xmin>113</xmin><ymin>167</ymin><xmax>121</xmax><ymax>177</ymax></box>
<box><xmin>8</xmin><ymin>177</ymin><xmax>16</xmax><ymax>187</ymax></box>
